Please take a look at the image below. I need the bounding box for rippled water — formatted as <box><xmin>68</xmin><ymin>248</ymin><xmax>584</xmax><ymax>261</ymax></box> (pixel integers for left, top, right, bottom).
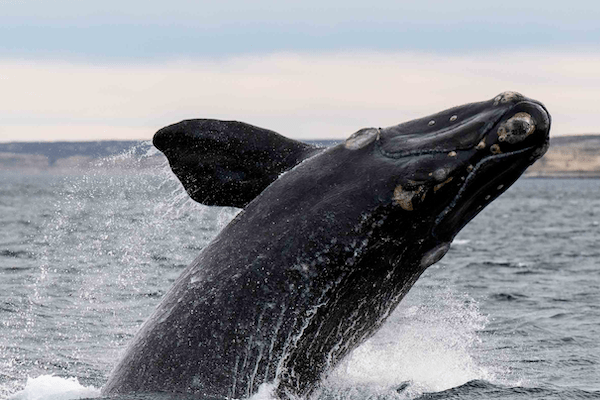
<box><xmin>1</xmin><ymin>159</ymin><xmax>599</xmax><ymax>399</ymax></box>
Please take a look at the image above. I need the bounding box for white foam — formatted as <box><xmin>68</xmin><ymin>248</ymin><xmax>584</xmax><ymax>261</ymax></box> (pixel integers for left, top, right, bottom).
<box><xmin>325</xmin><ymin>285</ymin><xmax>497</xmax><ymax>398</ymax></box>
<box><xmin>248</xmin><ymin>381</ymin><xmax>278</xmax><ymax>400</ymax></box>
<box><xmin>451</xmin><ymin>239</ymin><xmax>471</xmax><ymax>246</ymax></box>
<box><xmin>8</xmin><ymin>375</ymin><xmax>100</xmax><ymax>400</ymax></box>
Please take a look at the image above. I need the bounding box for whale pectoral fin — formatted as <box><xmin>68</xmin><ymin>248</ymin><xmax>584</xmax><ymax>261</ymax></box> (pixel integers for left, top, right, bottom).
<box><xmin>153</xmin><ymin>119</ymin><xmax>321</xmax><ymax>208</ymax></box>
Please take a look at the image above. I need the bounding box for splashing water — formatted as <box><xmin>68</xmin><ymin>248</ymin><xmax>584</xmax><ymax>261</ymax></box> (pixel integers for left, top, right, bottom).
<box><xmin>323</xmin><ymin>279</ymin><xmax>498</xmax><ymax>399</ymax></box>
<box><xmin>1</xmin><ymin>147</ymin><xmax>239</xmax><ymax>397</ymax></box>
<box><xmin>8</xmin><ymin>375</ymin><xmax>100</xmax><ymax>400</ymax></box>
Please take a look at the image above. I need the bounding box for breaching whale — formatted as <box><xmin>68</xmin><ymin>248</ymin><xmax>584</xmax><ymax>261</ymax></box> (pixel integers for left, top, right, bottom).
<box><xmin>103</xmin><ymin>92</ymin><xmax>551</xmax><ymax>398</ymax></box>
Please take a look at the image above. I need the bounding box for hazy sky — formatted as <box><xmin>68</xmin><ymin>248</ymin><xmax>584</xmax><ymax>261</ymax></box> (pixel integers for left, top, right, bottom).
<box><xmin>1</xmin><ymin>0</ymin><xmax>599</xmax><ymax>141</ymax></box>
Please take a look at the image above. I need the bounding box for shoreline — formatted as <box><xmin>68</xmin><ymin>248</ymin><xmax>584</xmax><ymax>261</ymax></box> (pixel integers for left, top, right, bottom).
<box><xmin>2</xmin><ymin>165</ymin><xmax>599</xmax><ymax>179</ymax></box>
<box><xmin>524</xmin><ymin>173</ymin><xmax>600</xmax><ymax>179</ymax></box>
<box><xmin>2</xmin><ymin>135</ymin><xmax>600</xmax><ymax>178</ymax></box>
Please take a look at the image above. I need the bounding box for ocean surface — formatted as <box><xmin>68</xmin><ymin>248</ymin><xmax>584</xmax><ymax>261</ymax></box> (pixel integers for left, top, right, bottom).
<box><xmin>1</xmin><ymin>148</ymin><xmax>599</xmax><ymax>400</ymax></box>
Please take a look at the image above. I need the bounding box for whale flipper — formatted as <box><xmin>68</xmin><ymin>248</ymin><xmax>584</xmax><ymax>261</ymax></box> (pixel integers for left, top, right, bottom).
<box><xmin>153</xmin><ymin>119</ymin><xmax>321</xmax><ymax>208</ymax></box>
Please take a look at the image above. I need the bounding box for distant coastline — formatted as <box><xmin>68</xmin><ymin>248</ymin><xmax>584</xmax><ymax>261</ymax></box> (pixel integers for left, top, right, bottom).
<box><xmin>525</xmin><ymin>135</ymin><xmax>600</xmax><ymax>178</ymax></box>
<box><xmin>1</xmin><ymin>136</ymin><xmax>599</xmax><ymax>178</ymax></box>
<box><xmin>0</xmin><ymin>140</ymin><xmax>161</xmax><ymax>173</ymax></box>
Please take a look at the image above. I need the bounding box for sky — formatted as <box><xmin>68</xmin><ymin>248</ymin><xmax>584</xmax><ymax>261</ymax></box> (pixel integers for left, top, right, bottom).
<box><xmin>1</xmin><ymin>0</ymin><xmax>599</xmax><ymax>142</ymax></box>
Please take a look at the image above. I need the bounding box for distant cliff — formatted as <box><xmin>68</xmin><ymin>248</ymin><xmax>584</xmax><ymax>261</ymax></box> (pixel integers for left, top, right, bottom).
<box><xmin>526</xmin><ymin>135</ymin><xmax>600</xmax><ymax>178</ymax></box>
<box><xmin>1</xmin><ymin>136</ymin><xmax>599</xmax><ymax>177</ymax></box>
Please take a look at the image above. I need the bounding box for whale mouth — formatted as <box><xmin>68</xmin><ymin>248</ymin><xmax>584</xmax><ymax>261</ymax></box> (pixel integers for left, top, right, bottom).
<box><xmin>376</xmin><ymin>94</ymin><xmax>550</xmax><ymax>233</ymax></box>
<box><xmin>431</xmin><ymin>99</ymin><xmax>551</xmax><ymax>241</ymax></box>
<box><xmin>431</xmin><ymin>144</ymin><xmax>537</xmax><ymax>240</ymax></box>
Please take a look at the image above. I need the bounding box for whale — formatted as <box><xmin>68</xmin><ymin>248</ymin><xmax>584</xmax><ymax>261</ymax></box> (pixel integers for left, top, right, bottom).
<box><xmin>103</xmin><ymin>92</ymin><xmax>551</xmax><ymax>398</ymax></box>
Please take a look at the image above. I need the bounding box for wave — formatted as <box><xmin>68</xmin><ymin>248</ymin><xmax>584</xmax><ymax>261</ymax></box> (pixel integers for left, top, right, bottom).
<box><xmin>8</xmin><ymin>375</ymin><xmax>100</xmax><ymax>400</ymax></box>
<box><xmin>411</xmin><ymin>379</ymin><xmax>600</xmax><ymax>400</ymax></box>
<box><xmin>0</xmin><ymin>250</ymin><xmax>34</xmax><ymax>259</ymax></box>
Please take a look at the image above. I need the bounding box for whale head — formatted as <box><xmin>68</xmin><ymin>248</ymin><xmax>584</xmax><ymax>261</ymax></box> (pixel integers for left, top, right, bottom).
<box><xmin>347</xmin><ymin>91</ymin><xmax>550</xmax><ymax>248</ymax></box>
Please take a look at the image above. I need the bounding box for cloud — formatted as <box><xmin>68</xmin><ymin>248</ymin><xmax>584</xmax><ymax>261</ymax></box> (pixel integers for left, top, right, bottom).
<box><xmin>1</xmin><ymin>50</ymin><xmax>598</xmax><ymax>142</ymax></box>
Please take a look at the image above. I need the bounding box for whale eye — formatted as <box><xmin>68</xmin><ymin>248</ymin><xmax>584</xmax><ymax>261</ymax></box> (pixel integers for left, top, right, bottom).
<box><xmin>428</xmin><ymin>120</ymin><xmax>435</xmax><ymax>126</ymax></box>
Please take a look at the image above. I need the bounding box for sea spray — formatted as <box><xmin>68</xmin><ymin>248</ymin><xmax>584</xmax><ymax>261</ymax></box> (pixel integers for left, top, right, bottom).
<box><xmin>2</xmin><ymin>148</ymin><xmax>238</xmax><ymax>396</ymax></box>
<box><xmin>8</xmin><ymin>375</ymin><xmax>100</xmax><ymax>400</ymax></box>
<box><xmin>322</xmin><ymin>279</ymin><xmax>496</xmax><ymax>399</ymax></box>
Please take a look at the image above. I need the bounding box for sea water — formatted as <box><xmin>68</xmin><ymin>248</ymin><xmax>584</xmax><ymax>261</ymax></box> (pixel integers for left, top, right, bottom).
<box><xmin>1</xmin><ymin>152</ymin><xmax>599</xmax><ymax>399</ymax></box>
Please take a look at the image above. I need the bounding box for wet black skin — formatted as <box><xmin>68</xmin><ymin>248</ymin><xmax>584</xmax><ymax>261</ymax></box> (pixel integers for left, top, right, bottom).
<box><xmin>103</xmin><ymin>92</ymin><xmax>550</xmax><ymax>398</ymax></box>
<box><xmin>153</xmin><ymin>119</ymin><xmax>321</xmax><ymax>208</ymax></box>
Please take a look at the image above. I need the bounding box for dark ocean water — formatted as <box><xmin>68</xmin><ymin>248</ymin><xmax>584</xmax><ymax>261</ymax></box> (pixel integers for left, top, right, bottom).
<box><xmin>1</xmin><ymin>159</ymin><xmax>599</xmax><ymax>399</ymax></box>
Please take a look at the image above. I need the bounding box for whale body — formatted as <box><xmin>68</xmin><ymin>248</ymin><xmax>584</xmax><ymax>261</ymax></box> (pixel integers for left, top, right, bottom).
<box><xmin>103</xmin><ymin>92</ymin><xmax>551</xmax><ymax>398</ymax></box>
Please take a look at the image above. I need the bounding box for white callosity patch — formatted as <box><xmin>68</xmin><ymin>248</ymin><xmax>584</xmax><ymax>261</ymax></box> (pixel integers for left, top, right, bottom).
<box><xmin>490</xmin><ymin>144</ymin><xmax>502</xmax><ymax>155</ymax></box>
<box><xmin>493</xmin><ymin>91</ymin><xmax>523</xmax><ymax>106</ymax></box>
<box><xmin>393</xmin><ymin>185</ymin><xmax>424</xmax><ymax>211</ymax></box>
<box><xmin>345</xmin><ymin>128</ymin><xmax>379</xmax><ymax>150</ymax></box>
<box><xmin>497</xmin><ymin>112</ymin><xmax>535</xmax><ymax>144</ymax></box>
<box><xmin>432</xmin><ymin>168</ymin><xmax>449</xmax><ymax>182</ymax></box>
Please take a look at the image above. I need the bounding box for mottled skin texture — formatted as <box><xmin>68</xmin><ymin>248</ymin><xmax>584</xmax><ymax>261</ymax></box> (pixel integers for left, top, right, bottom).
<box><xmin>103</xmin><ymin>92</ymin><xmax>550</xmax><ymax>398</ymax></box>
